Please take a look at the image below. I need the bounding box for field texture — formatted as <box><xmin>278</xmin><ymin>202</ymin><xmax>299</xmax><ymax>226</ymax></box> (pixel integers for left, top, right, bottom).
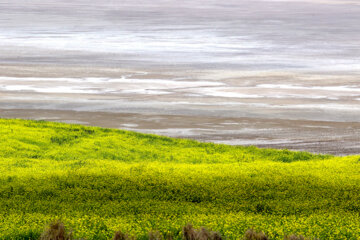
<box><xmin>0</xmin><ymin>119</ymin><xmax>359</xmax><ymax>239</ymax></box>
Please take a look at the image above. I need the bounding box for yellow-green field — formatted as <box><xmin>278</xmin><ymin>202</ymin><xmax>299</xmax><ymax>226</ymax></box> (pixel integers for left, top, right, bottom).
<box><xmin>0</xmin><ymin>119</ymin><xmax>359</xmax><ymax>239</ymax></box>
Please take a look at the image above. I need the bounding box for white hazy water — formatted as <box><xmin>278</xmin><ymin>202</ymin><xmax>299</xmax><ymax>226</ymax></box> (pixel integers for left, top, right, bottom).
<box><xmin>1</xmin><ymin>0</ymin><xmax>359</xmax><ymax>70</ymax></box>
<box><xmin>0</xmin><ymin>0</ymin><xmax>360</xmax><ymax>154</ymax></box>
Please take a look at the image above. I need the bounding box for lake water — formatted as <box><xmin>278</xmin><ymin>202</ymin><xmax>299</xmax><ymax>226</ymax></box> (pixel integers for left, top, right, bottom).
<box><xmin>1</xmin><ymin>0</ymin><xmax>360</xmax><ymax>154</ymax></box>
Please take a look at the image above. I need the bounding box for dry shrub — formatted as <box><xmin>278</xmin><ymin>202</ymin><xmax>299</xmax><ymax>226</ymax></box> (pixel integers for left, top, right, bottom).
<box><xmin>149</xmin><ymin>230</ymin><xmax>163</xmax><ymax>240</ymax></box>
<box><xmin>210</xmin><ymin>232</ymin><xmax>223</xmax><ymax>240</ymax></box>
<box><xmin>113</xmin><ymin>231</ymin><xmax>134</xmax><ymax>240</ymax></box>
<box><xmin>183</xmin><ymin>224</ymin><xmax>197</xmax><ymax>240</ymax></box>
<box><xmin>284</xmin><ymin>235</ymin><xmax>305</xmax><ymax>240</ymax></box>
<box><xmin>182</xmin><ymin>224</ymin><xmax>223</xmax><ymax>240</ymax></box>
<box><xmin>148</xmin><ymin>230</ymin><xmax>174</xmax><ymax>240</ymax></box>
<box><xmin>196</xmin><ymin>227</ymin><xmax>211</xmax><ymax>240</ymax></box>
<box><xmin>40</xmin><ymin>220</ymin><xmax>72</xmax><ymax>240</ymax></box>
<box><xmin>244</xmin><ymin>229</ymin><xmax>269</xmax><ymax>240</ymax></box>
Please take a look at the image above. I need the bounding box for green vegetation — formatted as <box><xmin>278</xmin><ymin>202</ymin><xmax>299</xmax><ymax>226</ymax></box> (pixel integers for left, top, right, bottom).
<box><xmin>0</xmin><ymin>118</ymin><xmax>359</xmax><ymax>239</ymax></box>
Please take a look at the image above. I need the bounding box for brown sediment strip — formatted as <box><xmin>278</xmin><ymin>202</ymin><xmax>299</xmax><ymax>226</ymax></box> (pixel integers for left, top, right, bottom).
<box><xmin>1</xmin><ymin>108</ymin><xmax>359</xmax><ymax>156</ymax></box>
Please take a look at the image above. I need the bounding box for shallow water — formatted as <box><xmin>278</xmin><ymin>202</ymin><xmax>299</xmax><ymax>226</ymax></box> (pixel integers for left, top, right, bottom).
<box><xmin>1</xmin><ymin>0</ymin><xmax>360</xmax><ymax>69</ymax></box>
<box><xmin>0</xmin><ymin>0</ymin><xmax>359</xmax><ymax>154</ymax></box>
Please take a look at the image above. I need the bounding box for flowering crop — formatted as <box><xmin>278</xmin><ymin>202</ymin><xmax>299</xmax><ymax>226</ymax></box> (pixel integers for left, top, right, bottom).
<box><xmin>0</xmin><ymin>119</ymin><xmax>359</xmax><ymax>239</ymax></box>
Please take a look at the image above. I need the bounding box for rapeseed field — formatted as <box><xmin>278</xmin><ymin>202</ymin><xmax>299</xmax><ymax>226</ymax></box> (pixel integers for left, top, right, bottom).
<box><xmin>0</xmin><ymin>119</ymin><xmax>359</xmax><ymax>239</ymax></box>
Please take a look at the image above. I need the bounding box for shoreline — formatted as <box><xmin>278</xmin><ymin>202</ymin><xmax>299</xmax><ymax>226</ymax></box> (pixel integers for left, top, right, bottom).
<box><xmin>1</xmin><ymin>108</ymin><xmax>359</xmax><ymax>156</ymax></box>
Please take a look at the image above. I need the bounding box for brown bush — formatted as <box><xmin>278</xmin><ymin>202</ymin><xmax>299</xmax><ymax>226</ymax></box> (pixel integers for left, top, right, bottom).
<box><xmin>149</xmin><ymin>230</ymin><xmax>163</xmax><ymax>240</ymax></box>
<box><xmin>39</xmin><ymin>221</ymin><xmax>319</xmax><ymax>240</ymax></box>
<box><xmin>285</xmin><ymin>235</ymin><xmax>304</xmax><ymax>240</ymax></box>
<box><xmin>244</xmin><ymin>229</ymin><xmax>269</xmax><ymax>240</ymax></box>
<box><xmin>182</xmin><ymin>224</ymin><xmax>223</xmax><ymax>240</ymax></box>
<box><xmin>196</xmin><ymin>227</ymin><xmax>212</xmax><ymax>240</ymax></box>
<box><xmin>113</xmin><ymin>230</ymin><xmax>135</xmax><ymax>240</ymax></box>
<box><xmin>40</xmin><ymin>220</ymin><xmax>72</xmax><ymax>240</ymax></box>
<box><xmin>183</xmin><ymin>224</ymin><xmax>197</xmax><ymax>240</ymax></box>
<box><xmin>284</xmin><ymin>235</ymin><xmax>315</xmax><ymax>240</ymax></box>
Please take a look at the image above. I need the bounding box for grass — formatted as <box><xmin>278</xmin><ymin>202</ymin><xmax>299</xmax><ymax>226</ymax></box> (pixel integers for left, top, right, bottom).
<box><xmin>0</xmin><ymin>118</ymin><xmax>359</xmax><ymax>239</ymax></box>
